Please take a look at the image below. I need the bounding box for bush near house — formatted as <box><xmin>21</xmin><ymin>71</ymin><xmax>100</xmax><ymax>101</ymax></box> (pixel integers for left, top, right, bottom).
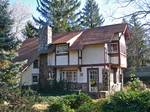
<box><xmin>1</xmin><ymin>79</ymin><xmax>150</xmax><ymax>112</ymax></box>
<box><xmin>101</xmin><ymin>90</ymin><xmax>150</xmax><ymax>112</ymax></box>
<box><xmin>101</xmin><ymin>79</ymin><xmax>150</xmax><ymax>112</ymax></box>
<box><xmin>47</xmin><ymin>93</ymin><xmax>93</xmax><ymax>112</ymax></box>
<box><xmin>47</xmin><ymin>102</ymin><xmax>75</xmax><ymax>112</ymax></box>
<box><xmin>63</xmin><ymin>93</ymin><xmax>92</xmax><ymax>109</ymax></box>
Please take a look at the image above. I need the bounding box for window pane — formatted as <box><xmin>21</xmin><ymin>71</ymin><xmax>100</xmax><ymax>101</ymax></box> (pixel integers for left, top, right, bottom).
<box><xmin>61</xmin><ymin>70</ymin><xmax>77</xmax><ymax>82</ymax></box>
<box><xmin>56</xmin><ymin>44</ymin><xmax>68</xmax><ymax>54</ymax></box>
<box><xmin>33</xmin><ymin>76</ymin><xmax>38</xmax><ymax>82</ymax></box>
<box><xmin>110</xmin><ymin>43</ymin><xmax>118</xmax><ymax>53</ymax></box>
<box><xmin>33</xmin><ymin>60</ymin><xmax>38</xmax><ymax>68</ymax></box>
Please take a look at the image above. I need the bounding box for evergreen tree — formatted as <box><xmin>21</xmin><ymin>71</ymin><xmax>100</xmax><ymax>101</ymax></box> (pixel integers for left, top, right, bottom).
<box><xmin>80</xmin><ymin>0</ymin><xmax>104</xmax><ymax>29</ymax></box>
<box><xmin>127</xmin><ymin>15</ymin><xmax>150</xmax><ymax>68</ymax></box>
<box><xmin>33</xmin><ymin>0</ymin><xmax>80</xmax><ymax>33</ymax></box>
<box><xmin>0</xmin><ymin>0</ymin><xmax>20</xmax><ymax>86</ymax></box>
<box><xmin>22</xmin><ymin>21</ymin><xmax>38</xmax><ymax>38</ymax></box>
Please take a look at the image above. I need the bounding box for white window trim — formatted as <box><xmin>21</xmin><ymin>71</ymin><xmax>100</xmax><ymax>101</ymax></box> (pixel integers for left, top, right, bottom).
<box><xmin>60</xmin><ymin>71</ymin><xmax>77</xmax><ymax>82</ymax></box>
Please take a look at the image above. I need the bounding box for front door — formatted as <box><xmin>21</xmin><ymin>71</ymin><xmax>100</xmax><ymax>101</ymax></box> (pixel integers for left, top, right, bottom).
<box><xmin>88</xmin><ymin>68</ymin><xmax>99</xmax><ymax>92</ymax></box>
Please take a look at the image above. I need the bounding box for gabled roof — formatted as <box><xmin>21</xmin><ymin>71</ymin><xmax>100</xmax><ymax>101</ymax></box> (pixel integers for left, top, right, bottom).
<box><xmin>14</xmin><ymin>38</ymin><xmax>39</xmax><ymax>62</ymax></box>
<box><xmin>14</xmin><ymin>38</ymin><xmax>39</xmax><ymax>72</ymax></box>
<box><xmin>53</xmin><ymin>23</ymin><xmax>129</xmax><ymax>49</ymax></box>
<box><xmin>14</xmin><ymin>23</ymin><xmax>130</xmax><ymax>71</ymax></box>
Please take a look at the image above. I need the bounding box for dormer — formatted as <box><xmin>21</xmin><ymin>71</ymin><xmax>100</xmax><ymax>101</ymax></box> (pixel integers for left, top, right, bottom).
<box><xmin>55</xmin><ymin>44</ymin><xmax>69</xmax><ymax>55</ymax></box>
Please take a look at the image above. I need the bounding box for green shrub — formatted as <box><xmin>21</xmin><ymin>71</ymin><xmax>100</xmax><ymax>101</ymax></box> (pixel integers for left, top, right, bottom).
<box><xmin>40</xmin><ymin>96</ymin><xmax>62</xmax><ymax>105</ymax></box>
<box><xmin>0</xmin><ymin>87</ymin><xmax>37</xmax><ymax>112</ymax></box>
<box><xmin>127</xmin><ymin>78</ymin><xmax>146</xmax><ymax>91</ymax></box>
<box><xmin>137</xmin><ymin>91</ymin><xmax>150</xmax><ymax>111</ymax></box>
<box><xmin>52</xmin><ymin>80</ymin><xmax>66</xmax><ymax>91</ymax></box>
<box><xmin>77</xmin><ymin>98</ymin><xmax>107</xmax><ymax>112</ymax></box>
<box><xmin>47</xmin><ymin>101</ymin><xmax>75</xmax><ymax>112</ymax></box>
<box><xmin>77</xmin><ymin>102</ymin><xmax>96</xmax><ymax>112</ymax></box>
<box><xmin>21</xmin><ymin>87</ymin><xmax>38</xmax><ymax>97</ymax></box>
<box><xmin>63</xmin><ymin>93</ymin><xmax>92</xmax><ymax>109</ymax></box>
<box><xmin>101</xmin><ymin>90</ymin><xmax>150</xmax><ymax>112</ymax></box>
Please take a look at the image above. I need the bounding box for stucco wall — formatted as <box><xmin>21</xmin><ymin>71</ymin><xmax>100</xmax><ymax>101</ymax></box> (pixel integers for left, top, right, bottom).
<box><xmin>47</xmin><ymin>53</ymin><xmax>55</xmax><ymax>65</ymax></box>
<box><xmin>32</xmin><ymin>68</ymin><xmax>39</xmax><ymax>74</ymax></box>
<box><xmin>105</xmin><ymin>44</ymin><xmax>109</xmax><ymax>63</ymax></box>
<box><xmin>120</xmin><ymin>35</ymin><xmax>127</xmax><ymax>68</ymax></box>
<box><xmin>120</xmin><ymin>35</ymin><xmax>126</xmax><ymax>53</ymax></box>
<box><xmin>21</xmin><ymin>64</ymin><xmax>33</xmax><ymax>86</ymax></box>
<box><xmin>56</xmin><ymin>55</ymin><xmax>68</xmax><ymax>65</ymax></box>
<box><xmin>120</xmin><ymin>55</ymin><xmax>127</xmax><ymax>67</ymax></box>
<box><xmin>69</xmin><ymin>51</ymin><xmax>78</xmax><ymax>65</ymax></box>
<box><xmin>82</xmin><ymin>44</ymin><xmax>105</xmax><ymax>64</ymax></box>
<box><xmin>21</xmin><ymin>64</ymin><xmax>39</xmax><ymax>86</ymax></box>
<box><xmin>109</xmin><ymin>68</ymin><xmax>122</xmax><ymax>92</ymax></box>
<box><xmin>111</xmin><ymin>57</ymin><xmax>119</xmax><ymax>64</ymax></box>
<box><xmin>47</xmin><ymin>44</ymin><xmax>106</xmax><ymax>66</ymax></box>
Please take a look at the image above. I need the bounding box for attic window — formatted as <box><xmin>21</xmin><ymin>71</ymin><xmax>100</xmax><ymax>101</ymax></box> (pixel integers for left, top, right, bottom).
<box><xmin>56</xmin><ymin>44</ymin><xmax>68</xmax><ymax>54</ymax></box>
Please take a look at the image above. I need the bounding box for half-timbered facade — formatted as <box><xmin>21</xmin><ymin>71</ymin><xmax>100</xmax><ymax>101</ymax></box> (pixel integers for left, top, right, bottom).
<box><xmin>15</xmin><ymin>23</ymin><xmax>130</xmax><ymax>97</ymax></box>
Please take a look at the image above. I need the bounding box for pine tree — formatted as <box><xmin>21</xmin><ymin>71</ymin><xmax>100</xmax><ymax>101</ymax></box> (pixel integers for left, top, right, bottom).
<box><xmin>127</xmin><ymin>15</ymin><xmax>150</xmax><ymax>68</ymax></box>
<box><xmin>22</xmin><ymin>21</ymin><xmax>38</xmax><ymax>38</ymax></box>
<box><xmin>0</xmin><ymin>0</ymin><xmax>20</xmax><ymax>86</ymax></box>
<box><xmin>80</xmin><ymin>0</ymin><xmax>104</xmax><ymax>29</ymax></box>
<box><xmin>33</xmin><ymin>0</ymin><xmax>80</xmax><ymax>33</ymax></box>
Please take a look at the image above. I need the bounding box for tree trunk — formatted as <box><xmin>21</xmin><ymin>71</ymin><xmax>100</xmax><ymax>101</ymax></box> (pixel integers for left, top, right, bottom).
<box><xmin>39</xmin><ymin>54</ymin><xmax>49</xmax><ymax>89</ymax></box>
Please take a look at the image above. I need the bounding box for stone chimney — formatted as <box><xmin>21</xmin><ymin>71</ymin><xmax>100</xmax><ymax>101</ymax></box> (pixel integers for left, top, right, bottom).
<box><xmin>38</xmin><ymin>25</ymin><xmax>52</xmax><ymax>53</ymax></box>
<box><xmin>38</xmin><ymin>25</ymin><xmax>52</xmax><ymax>89</ymax></box>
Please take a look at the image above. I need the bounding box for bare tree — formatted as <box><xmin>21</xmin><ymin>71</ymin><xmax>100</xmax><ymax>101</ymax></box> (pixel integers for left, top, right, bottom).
<box><xmin>118</xmin><ymin>0</ymin><xmax>150</xmax><ymax>18</ymax></box>
<box><xmin>110</xmin><ymin>0</ymin><xmax>150</xmax><ymax>22</ymax></box>
<box><xmin>10</xmin><ymin>2</ymin><xmax>32</xmax><ymax>40</ymax></box>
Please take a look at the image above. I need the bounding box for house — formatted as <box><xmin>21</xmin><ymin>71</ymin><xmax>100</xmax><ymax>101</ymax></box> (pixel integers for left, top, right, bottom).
<box><xmin>15</xmin><ymin>23</ymin><xmax>130</xmax><ymax>97</ymax></box>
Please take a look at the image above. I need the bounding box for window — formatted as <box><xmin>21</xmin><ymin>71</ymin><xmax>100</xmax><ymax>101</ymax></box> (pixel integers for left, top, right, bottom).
<box><xmin>56</xmin><ymin>44</ymin><xmax>68</xmax><ymax>54</ymax></box>
<box><xmin>33</xmin><ymin>60</ymin><xmax>38</xmax><ymax>68</ymax></box>
<box><xmin>110</xmin><ymin>43</ymin><xmax>118</xmax><ymax>53</ymax></box>
<box><xmin>60</xmin><ymin>71</ymin><xmax>77</xmax><ymax>82</ymax></box>
<box><xmin>32</xmin><ymin>75</ymin><xmax>39</xmax><ymax>84</ymax></box>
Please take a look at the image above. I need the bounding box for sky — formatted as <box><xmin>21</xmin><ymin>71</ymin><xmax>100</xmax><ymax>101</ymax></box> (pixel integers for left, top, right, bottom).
<box><xmin>9</xmin><ymin>0</ymin><xmax>137</xmax><ymax>25</ymax></box>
